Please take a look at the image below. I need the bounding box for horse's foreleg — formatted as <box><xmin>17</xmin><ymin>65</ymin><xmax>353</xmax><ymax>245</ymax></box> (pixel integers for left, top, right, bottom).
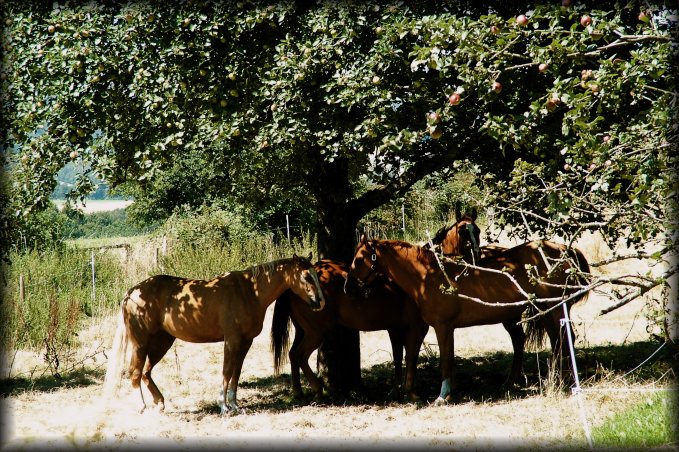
<box><xmin>502</xmin><ymin>320</ymin><xmax>526</xmax><ymax>388</ymax></box>
<box><xmin>433</xmin><ymin>325</ymin><xmax>455</xmax><ymax>405</ymax></box>
<box><xmin>221</xmin><ymin>337</ymin><xmax>253</xmax><ymax>415</ymax></box>
<box><xmin>387</xmin><ymin>328</ymin><xmax>405</xmax><ymax>399</ymax></box>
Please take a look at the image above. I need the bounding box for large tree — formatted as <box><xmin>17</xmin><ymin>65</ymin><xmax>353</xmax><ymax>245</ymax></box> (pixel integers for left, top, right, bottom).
<box><xmin>3</xmin><ymin>0</ymin><xmax>677</xmax><ymax>391</ymax></box>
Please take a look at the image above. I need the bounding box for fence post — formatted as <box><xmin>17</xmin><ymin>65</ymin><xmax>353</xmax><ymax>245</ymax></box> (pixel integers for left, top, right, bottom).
<box><xmin>402</xmin><ymin>203</ymin><xmax>406</xmax><ymax>234</ymax></box>
<box><xmin>286</xmin><ymin>214</ymin><xmax>291</xmax><ymax>244</ymax></box>
<box><xmin>91</xmin><ymin>250</ymin><xmax>96</xmax><ymax>302</ymax></box>
<box><xmin>19</xmin><ymin>274</ymin><xmax>25</xmax><ymax>304</ymax></box>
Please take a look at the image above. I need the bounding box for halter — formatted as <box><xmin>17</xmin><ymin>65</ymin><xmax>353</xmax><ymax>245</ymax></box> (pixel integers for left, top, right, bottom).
<box><xmin>351</xmin><ymin>243</ymin><xmax>381</xmax><ymax>289</ymax></box>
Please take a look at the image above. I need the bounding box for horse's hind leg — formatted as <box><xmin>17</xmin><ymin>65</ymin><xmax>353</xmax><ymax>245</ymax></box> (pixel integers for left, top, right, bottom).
<box><xmin>403</xmin><ymin>323</ymin><xmax>428</xmax><ymax>402</ymax></box>
<box><xmin>502</xmin><ymin>320</ymin><xmax>526</xmax><ymax>387</ymax></box>
<box><xmin>288</xmin><ymin>324</ymin><xmax>306</xmax><ymax>399</ymax></box>
<box><xmin>142</xmin><ymin>330</ymin><xmax>176</xmax><ymax>411</ymax></box>
<box><xmin>290</xmin><ymin>328</ymin><xmax>324</xmax><ymax>400</ymax></box>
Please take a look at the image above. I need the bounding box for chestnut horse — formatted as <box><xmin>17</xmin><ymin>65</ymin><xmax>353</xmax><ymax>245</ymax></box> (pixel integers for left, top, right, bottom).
<box><xmin>271</xmin><ymin>260</ymin><xmax>429</xmax><ymax>402</ymax></box>
<box><xmin>102</xmin><ymin>254</ymin><xmax>325</xmax><ymax>415</ymax></box>
<box><xmin>346</xmin><ymin>237</ymin><xmax>590</xmax><ymax>404</ymax></box>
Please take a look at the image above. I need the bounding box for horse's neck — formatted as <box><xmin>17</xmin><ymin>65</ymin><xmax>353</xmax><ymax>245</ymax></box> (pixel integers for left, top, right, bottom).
<box><xmin>247</xmin><ymin>261</ymin><xmax>288</xmax><ymax>309</ymax></box>
<box><xmin>443</xmin><ymin>229</ymin><xmax>460</xmax><ymax>255</ymax></box>
<box><xmin>380</xmin><ymin>244</ymin><xmax>430</xmax><ymax>300</ymax></box>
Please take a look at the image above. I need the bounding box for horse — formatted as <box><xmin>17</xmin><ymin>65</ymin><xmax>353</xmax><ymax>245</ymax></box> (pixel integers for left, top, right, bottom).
<box><xmin>425</xmin><ymin>203</ymin><xmax>506</xmax><ymax>262</ymax></box>
<box><xmin>102</xmin><ymin>254</ymin><xmax>325</xmax><ymax>415</ymax></box>
<box><xmin>271</xmin><ymin>259</ymin><xmax>429</xmax><ymax>402</ymax></box>
<box><xmin>346</xmin><ymin>236</ymin><xmax>590</xmax><ymax>405</ymax></box>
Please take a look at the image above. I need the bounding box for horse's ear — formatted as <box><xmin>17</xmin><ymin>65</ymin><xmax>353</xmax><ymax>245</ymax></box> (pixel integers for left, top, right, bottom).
<box><xmin>455</xmin><ymin>201</ymin><xmax>462</xmax><ymax>222</ymax></box>
<box><xmin>360</xmin><ymin>233</ymin><xmax>368</xmax><ymax>244</ymax></box>
<box><xmin>292</xmin><ymin>253</ymin><xmax>299</xmax><ymax>261</ymax></box>
<box><xmin>471</xmin><ymin>207</ymin><xmax>478</xmax><ymax>222</ymax></box>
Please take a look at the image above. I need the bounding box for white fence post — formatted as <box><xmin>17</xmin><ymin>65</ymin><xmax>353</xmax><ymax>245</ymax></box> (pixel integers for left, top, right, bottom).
<box><xmin>90</xmin><ymin>250</ymin><xmax>96</xmax><ymax>302</ymax></box>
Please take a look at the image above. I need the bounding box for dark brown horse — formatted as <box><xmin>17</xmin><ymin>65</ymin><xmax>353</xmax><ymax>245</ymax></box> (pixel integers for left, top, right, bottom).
<box><xmin>271</xmin><ymin>260</ymin><xmax>429</xmax><ymax>401</ymax></box>
<box><xmin>102</xmin><ymin>254</ymin><xmax>325</xmax><ymax>414</ymax></box>
<box><xmin>426</xmin><ymin>203</ymin><xmax>506</xmax><ymax>262</ymax></box>
<box><xmin>346</xmin><ymin>237</ymin><xmax>590</xmax><ymax>404</ymax></box>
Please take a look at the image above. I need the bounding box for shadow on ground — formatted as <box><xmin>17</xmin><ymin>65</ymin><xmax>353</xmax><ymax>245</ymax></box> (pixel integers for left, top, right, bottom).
<box><xmin>230</xmin><ymin>339</ymin><xmax>675</xmax><ymax>413</ymax></box>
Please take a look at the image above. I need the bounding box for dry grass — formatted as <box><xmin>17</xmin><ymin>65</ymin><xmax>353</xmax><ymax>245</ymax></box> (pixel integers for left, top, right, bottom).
<box><xmin>1</xmin><ymin>235</ymin><xmax>675</xmax><ymax>450</ymax></box>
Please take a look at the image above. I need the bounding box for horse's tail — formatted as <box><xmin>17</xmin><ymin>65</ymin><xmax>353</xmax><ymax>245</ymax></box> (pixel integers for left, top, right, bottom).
<box><xmin>102</xmin><ymin>298</ymin><xmax>129</xmax><ymax>401</ymax></box>
<box><xmin>271</xmin><ymin>290</ymin><xmax>292</xmax><ymax>376</ymax></box>
<box><xmin>524</xmin><ymin>305</ymin><xmax>548</xmax><ymax>352</ymax></box>
<box><xmin>525</xmin><ymin>245</ymin><xmax>592</xmax><ymax>351</ymax></box>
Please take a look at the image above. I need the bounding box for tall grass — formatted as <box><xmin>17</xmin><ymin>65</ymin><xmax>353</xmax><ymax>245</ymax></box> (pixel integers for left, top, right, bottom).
<box><xmin>159</xmin><ymin>231</ymin><xmax>316</xmax><ymax>279</ymax></box>
<box><xmin>2</xmin><ymin>247</ymin><xmax>133</xmax><ymax>353</ymax></box>
<box><xmin>1</xmin><ymin>230</ymin><xmax>317</xmax><ymax>363</ymax></box>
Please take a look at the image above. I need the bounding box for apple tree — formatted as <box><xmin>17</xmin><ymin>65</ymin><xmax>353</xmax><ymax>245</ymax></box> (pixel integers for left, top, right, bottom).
<box><xmin>2</xmin><ymin>0</ymin><xmax>677</xmax><ymax>391</ymax></box>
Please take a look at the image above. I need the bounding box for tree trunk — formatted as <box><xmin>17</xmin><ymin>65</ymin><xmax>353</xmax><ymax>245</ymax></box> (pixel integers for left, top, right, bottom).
<box><xmin>313</xmin><ymin>157</ymin><xmax>363</xmax><ymax>396</ymax></box>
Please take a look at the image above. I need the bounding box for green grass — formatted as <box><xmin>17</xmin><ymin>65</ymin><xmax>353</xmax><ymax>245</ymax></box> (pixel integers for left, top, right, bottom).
<box><xmin>591</xmin><ymin>389</ymin><xmax>678</xmax><ymax>448</ymax></box>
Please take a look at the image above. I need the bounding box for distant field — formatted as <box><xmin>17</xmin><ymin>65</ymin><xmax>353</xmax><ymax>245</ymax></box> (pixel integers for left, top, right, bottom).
<box><xmin>52</xmin><ymin>199</ymin><xmax>133</xmax><ymax>213</ymax></box>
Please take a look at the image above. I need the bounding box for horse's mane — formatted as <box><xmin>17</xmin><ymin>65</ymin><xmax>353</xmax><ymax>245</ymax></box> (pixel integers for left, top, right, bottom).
<box><xmin>248</xmin><ymin>257</ymin><xmax>294</xmax><ymax>279</ymax></box>
<box><xmin>431</xmin><ymin>224</ymin><xmax>453</xmax><ymax>245</ymax></box>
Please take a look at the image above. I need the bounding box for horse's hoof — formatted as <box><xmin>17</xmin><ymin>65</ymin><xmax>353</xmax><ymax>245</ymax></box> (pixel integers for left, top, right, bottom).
<box><xmin>433</xmin><ymin>396</ymin><xmax>448</xmax><ymax>406</ymax></box>
<box><xmin>407</xmin><ymin>393</ymin><xmax>421</xmax><ymax>403</ymax></box>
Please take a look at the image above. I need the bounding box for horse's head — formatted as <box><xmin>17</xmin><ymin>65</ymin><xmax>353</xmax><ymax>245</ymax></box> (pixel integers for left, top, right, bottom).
<box><xmin>290</xmin><ymin>254</ymin><xmax>326</xmax><ymax>311</ymax></box>
<box><xmin>344</xmin><ymin>235</ymin><xmax>382</xmax><ymax>297</ymax></box>
<box><xmin>438</xmin><ymin>204</ymin><xmax>481</xmax><ymax>263</ymax></box>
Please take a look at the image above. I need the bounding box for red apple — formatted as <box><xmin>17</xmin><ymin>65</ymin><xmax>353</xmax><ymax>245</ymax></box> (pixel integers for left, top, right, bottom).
<box><xmin>563</xmin><ymin>163</ymin><xmax>571</xmax><ymax>171</ymax></box>
<box><xmin>580</xmin><ymin>15</ymin><xmax>592</xmax><ymax>27</ymax></box>
<box><xmin>581</xmin><ymin>69</ymin><xmax>593</xmax><ymax>80</ymax></box>
<box><xmin>589</xmin><ymin>83</ymin><xmax>600</xmax><ymax>93</ymax></box>
<box><xmin>491</xmin><ymin>81</ymin><xmax>502</xmax><ymax>93</ymax></box>
<box><xmin>490</xmin><ymin>25</ymin><xmax>500</xmax><ymax>34</ymax></box>
<box><xmin>602</xmin><ymin>135</ymin><xmax>610</xmax><ymax>143</ymax></box>
<box><xmin>638</xmin><ymin>11</ymin><xmax>650</xmax><ymax>23</ymax></box>
<box><xmin>516</xmin><ymin>15</ymin><xmax>529</xmax><ymax>26</ymax></box>
<box><xmin>562</xmin><ymin>0</ymin><xmax>571</xmax><ymax>6</ymax></box>
<box><xmin>428</xmin><ymin>111</ymin><xmax>441</xmax><ymax>123</ymax></box>
<box><xmin>448</xmin><ymin>93</ymin><xmax>461</xmax><ymax>105</ymax></box>
<box><xmin>69</xmin><ymin>150</ymin><xmax>78</xmax><ymax>159</ymax></box>
<box><xmin>538</xmin><ymin>63</ymin><xmax>549</xmax><ymax>72</ymax></box>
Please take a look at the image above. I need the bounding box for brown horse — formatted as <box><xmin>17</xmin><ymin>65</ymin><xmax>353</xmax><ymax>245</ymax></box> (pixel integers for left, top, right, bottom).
<box><xmin>271</xmin><ymin>260</ymin><xmax>429</xmax><ymax>402</ymax></box>
<box><xmin>102</xmin><ymin>254</ymin><xmax>325</xmax><ymax>415</ymax></box>
<box><xmin>346</xmin><ymin>237</ymin><xmax>590</xmax><ymax>404</ymax></box>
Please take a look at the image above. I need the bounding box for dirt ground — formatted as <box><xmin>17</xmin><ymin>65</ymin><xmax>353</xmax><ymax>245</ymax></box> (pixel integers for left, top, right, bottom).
<box><xmin>1</xmin><ymin>233</ymin><xmax>675</xmax><ymax>450</ymax></box>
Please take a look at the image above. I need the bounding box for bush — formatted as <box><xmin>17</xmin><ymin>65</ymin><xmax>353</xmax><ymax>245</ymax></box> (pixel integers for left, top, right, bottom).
<box><xmin>159</xmin><ymin>203</ymin><xmax>257</xmax><ymax>249</ymax></box>
<box><xmin>62</xmin><ymin>204</ymin><xmax>153</xmax><ymax>239</ymax></box>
